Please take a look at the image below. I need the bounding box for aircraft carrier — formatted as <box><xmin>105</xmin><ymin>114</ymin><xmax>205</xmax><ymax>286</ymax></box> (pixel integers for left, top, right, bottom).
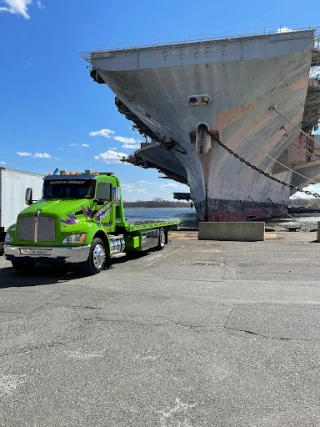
<box><xmin>82</xmin><ymin>28</ymin><xmax>320</xmax><ymax>221</ymax></box>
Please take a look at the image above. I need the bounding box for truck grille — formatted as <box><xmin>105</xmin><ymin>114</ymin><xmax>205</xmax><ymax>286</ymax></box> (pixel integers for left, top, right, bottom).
<box><xmin>18</xmin><ymin>216</ymin><xmax>56</xmax><ymax>242</ymax></box>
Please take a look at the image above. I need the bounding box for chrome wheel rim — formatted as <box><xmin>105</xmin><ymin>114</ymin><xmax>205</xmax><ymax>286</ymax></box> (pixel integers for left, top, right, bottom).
<box><xmin>160</xmin><ymin>230</ymin><xmax>165</xmax><ymax>247</ymax></box>
<box><xmin>92</xmin><ymin>244</ymin><xmax>106</xmax><ymax>269</ymax></box>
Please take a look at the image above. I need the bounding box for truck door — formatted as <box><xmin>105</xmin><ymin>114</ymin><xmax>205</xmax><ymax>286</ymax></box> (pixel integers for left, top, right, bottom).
<box><xmin>112</xmin><ymin>187</ymin><xmax>122</xmax><ymax>223</ymax></box>
<box><xmin>95</xmin><ymin>182</ymin><xmax>112</xmax><ymax>228</ymax></box>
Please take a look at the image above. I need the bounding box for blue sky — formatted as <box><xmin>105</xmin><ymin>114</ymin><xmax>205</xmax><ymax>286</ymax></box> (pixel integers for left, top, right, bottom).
<box><xmin>0</xmin><ymin>0</ymin><xmax>319</xmax><ymax>201</ymax></box>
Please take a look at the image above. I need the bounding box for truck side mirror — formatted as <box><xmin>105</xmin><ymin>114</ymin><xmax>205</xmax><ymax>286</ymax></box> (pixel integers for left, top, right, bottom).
<box><xmin>25</xmin><ymin>188</ymin><xmax>33</xmax><ymax>205</ymax></box>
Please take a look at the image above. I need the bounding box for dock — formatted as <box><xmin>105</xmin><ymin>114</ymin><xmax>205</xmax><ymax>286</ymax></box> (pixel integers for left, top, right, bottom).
<box><xmin>0</xmin><ymin>231</ymin><xmax>320</xmax><ymax>426</ymax></box>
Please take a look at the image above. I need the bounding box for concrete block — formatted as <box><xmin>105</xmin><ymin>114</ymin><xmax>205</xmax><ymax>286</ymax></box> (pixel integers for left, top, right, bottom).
<box><xmin>198</xmin><ymin>222</ymin><xmax>265</xmax><ymax>242</ymax></box>
<box><xmin>317</xmin><ymin>222</ymin><xmax>320</xmax><ymax>241</ymax></box>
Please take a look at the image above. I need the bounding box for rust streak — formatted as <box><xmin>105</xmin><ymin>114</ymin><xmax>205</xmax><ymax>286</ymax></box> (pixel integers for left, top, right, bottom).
<box><xmin>216</xmin><ymin>99</ymin><xmax>257</xmax><ymax>131</ymax></box>
<box><xmin>212</xmin><ymin>112</ymin><xmax>272</xmax><ymax>184</ymax></box>
<box><xmin>289</xmin><ymin>74</ymin><xmax>309</xmax><ymax>92</ymax></box>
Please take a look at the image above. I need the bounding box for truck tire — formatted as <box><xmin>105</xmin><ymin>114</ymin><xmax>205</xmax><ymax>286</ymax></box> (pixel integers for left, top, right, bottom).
<box><xmin>12</xmin><ymin>260</ymin><xmax>36</xmax><ymax>273</ymax></box>
<box><xmin>84</xmin><ymin>238</ymin><xmax>106</xmax><ymax>275</ymax></box>
<box><xmin>156</xmin><ymin>228</ymin><xmax>166</xmax><ymax>251</ymax></box>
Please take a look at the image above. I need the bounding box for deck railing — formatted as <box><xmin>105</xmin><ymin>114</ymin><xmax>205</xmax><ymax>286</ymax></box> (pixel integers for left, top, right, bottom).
<box><xmin>80</xmin><ymin>25</ymin><xmax>319</xmax><ymax>59</ymax></box>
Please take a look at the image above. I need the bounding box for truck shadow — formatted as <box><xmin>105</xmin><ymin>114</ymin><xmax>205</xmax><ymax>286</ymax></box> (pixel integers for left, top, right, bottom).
<box><xmin>0</xmin><ymin>263</ymin><xmax>82</xmax><ymax>289</ymax></box>
<box><xmin>0</xmin><ymin>251</ymin><xmax>153</xmax><ymax>289</ymax></box>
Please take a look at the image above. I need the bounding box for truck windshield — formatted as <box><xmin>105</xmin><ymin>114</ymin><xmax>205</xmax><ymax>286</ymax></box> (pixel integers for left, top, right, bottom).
<box><xmin>43</xmin><ymin>179</ymin><xmax>96</xmax><ymax>199</ymax></box>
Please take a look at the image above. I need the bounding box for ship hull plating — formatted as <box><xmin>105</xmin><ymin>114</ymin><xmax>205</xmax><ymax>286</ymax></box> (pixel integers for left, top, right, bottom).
<box><xmin>197</xmin><ymin>199</ymin><xmax>286</xmax><ymax>222</ymax></box>
<box><xmin>86</xmin><ymin>30</ymin><xmax>318</xmax><ymax>221</ymax></box>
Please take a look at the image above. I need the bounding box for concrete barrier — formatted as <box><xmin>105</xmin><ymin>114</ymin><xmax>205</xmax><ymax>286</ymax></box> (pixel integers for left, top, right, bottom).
<box><xmin>198</xmin><ymin>222</ymin><xmax>265</xmax><ymax>242</ymax></box>
<box><xmin>317</xmin><ymin>222</ymin><xmax>320</xmax><ymax>241</ymax></box>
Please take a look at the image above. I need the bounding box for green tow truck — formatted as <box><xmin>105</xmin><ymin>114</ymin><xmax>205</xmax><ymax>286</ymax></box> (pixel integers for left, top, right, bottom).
<box><xmin>4</xmin><ymin>170</ymin><xmax>180</xmax><ymax>274</ymax></box>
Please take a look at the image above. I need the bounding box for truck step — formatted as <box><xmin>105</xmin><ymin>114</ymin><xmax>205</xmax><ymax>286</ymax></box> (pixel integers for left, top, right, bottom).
<box><xmin>110</xmin><ymin>252</ymin><xmax>126</xmax><ymax>259</ymax></box>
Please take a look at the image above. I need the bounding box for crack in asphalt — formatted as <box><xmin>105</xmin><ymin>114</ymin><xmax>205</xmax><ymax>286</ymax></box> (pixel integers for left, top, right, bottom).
<box><xmin>0</xmin><ymin>337</ymin><xmax>81</xmax><ymax>358</ymax></box>
<box><xmin>48</xmin><ymin>304</ymin><xmax>101</xmax><ymax>310</ymax></box>
<box><xmin>93</xmin><ymin>313</ymin><xmax>225</xmax><ymax>330</ymax></box>
<box><xmin>223</xmin><ymin>326</ymin><xmax>316</xmax><ymax>342</ymax></box>
<box><xmin>222</xmin><ymin>304</ymin><xmax>316</xmax><ymax>342</ymax></box>
<box><xmin>90</xmin><ymin>312</ymin><xmax>318</xmax><ymax>342</ymax></box>
<box><xmin>95</xmin><ymin>314</ymin><xmax>202</xmax><ymax>328</ymax></box>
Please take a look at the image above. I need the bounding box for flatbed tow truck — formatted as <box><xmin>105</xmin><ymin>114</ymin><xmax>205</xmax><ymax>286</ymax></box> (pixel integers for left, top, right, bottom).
<box><xmin>4</xmin><ymin>170</ymin><xmax>180</xmax><ymax>274</ymax></box>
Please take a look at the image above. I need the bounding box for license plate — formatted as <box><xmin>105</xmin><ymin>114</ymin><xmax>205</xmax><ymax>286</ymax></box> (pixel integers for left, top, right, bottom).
<box><xmin>20</xmin><ymin>249</ymin><xmax>51</xmax><ymax>255</ymax></box>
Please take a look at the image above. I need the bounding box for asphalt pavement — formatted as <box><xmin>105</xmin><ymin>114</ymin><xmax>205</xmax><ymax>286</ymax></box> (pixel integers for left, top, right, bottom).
<box><xmin>1</xmin><ymin>232</ymin><xmax>320</xmax><ymax>426</ymax></box>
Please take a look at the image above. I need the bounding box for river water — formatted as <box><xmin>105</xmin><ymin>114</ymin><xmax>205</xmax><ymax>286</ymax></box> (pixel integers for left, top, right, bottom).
<box><xmin>125</xmin><ymin>207</ymin><xmax>320</xmax><ymax>232</ymax></box>
<box><xmin>125</xmin><ymin>207</ymin><xmax>198</xmax><ymax>228</ymax></box>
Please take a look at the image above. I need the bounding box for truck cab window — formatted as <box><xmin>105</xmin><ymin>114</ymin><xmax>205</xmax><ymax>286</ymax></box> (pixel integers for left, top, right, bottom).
<box><xmin>43</xmin><ymin>180</ymin><xmax>96</xmax><ymax>199</ymax></box>
<box><xmin>96</xmin><ymin>183</ymin><xmax>111</xmax><ymax>201</ymax></box>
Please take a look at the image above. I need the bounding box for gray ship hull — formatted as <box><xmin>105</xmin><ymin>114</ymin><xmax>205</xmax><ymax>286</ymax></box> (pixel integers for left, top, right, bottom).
<box><xmin>84</xmin><ymin>30</ymin><xmax>320</xmax><ymax>221</ymax></box>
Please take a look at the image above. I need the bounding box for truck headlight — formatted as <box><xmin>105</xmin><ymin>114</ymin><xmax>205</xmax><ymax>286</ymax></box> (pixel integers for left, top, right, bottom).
<box><xmin>62</xmin><ymin>233</ymin><xmax>86</xmax><ymax>244</ymax></box>
<box><xmin>5</xmin><ymin>233</ymin><xmax>13</xmax><ymax>242</ymax></box>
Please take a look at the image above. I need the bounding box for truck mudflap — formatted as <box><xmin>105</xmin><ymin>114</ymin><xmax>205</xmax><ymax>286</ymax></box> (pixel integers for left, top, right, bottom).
<box><xmin>4</xmin><ymin>244</ymin><xmax>91</xmax><ymax>264</ymax></box>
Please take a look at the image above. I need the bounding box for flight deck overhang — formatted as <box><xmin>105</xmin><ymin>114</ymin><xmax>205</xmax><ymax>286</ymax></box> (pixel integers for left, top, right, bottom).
<box><xmin>124</xmin><ymin>144</ymin><xmax>188</xmax><ymax>185</ymax></box>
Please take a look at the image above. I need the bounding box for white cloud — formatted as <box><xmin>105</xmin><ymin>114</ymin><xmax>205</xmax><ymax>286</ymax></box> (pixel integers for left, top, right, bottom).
<box><xmin>70</xmin><ymin>143</ymin><xmax>90</xmax><ymax>148</ymax></box>
<box><xmin>160</xmin><ymin>183</ymin><xmax>179</xmax><ymax>189</ymax></box>
<box><xmin>17</xmin><ymin>152</ymin><xmax>31</xmax><ymax>157</ymax></box>
<box><xmin>0</xmin><ymin>0</ymin><xmax>32</xmax><ymax>19</ymax></box>
<box><xmin>114</xmin><ymin>136</ymin><xmax>136</xmax><ymax>144</ymax></box>
<box><xmin>33</xmin><ymin>152</ymin><xmax>51</xmax><ymax>158</ymax></box>
<box><xmin>94</xmin><ymin>150</ymin><xmax>128</xmax><ymax>164</ymax></box>
<box><xmin>113</xmin><ymin>135</ymin><xmax>141</xmax><ymax>150</ymax></box>
<box><xmin>0</xmin><ymin>161</ymin><xmax>6</xmax><ymax>165</ymax></box>
<box><xmin>113</xmin><ymin>136</ymin><xmax>142</xmax><ymax>149</ymax></box>
<box><xmin>138</xmin><ymin>180</ymin><xmax>149</xmax><ymax>184</ymax></box>
<box><xmin>36</xmin><ymin>0</ymin><xmax>44</xmax><ymax>9</ymax></box>
<box><xmin>122</xmin><ymin>143</ymin><xmax>141</xmax><ymax>149</ymax></box>
<box><xmin>54</xmin><ymin>157</ymin><xmax>59</xmax><ymax>160</ymax></box>
<box><xmin>122</xmin><ymin>184</ymin><xmax>136</xmax><ymax>191</ymax></box>
<box><xmin>276</xmin><ymin>27</ymin><xmax>294</xmax><ymax>33</ymax></box>
<box><xmin>89</xmin><ymin>129</ymin><xmax>115</xmax><ymax>138</ymax></box>
<box><xmin>23</xmin><ymin>60</ymin><xmax>32</xmax><ymax>67</ymax></box>
<box><xmin>122</xmin><ymin>184</ymin><xmax>146</xmax><ymax>193</ymax></box>
<box><xmin>17</xmin><ymin>151</ymin><xmax>52</xmax><ymax>158</ymax></box>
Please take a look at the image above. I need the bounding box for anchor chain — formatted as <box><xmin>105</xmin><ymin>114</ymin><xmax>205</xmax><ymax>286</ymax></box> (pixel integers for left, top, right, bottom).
<box><xmin>207</xmin><ymin>131</ymin><xmax>320</xmax><ymax>198</ymax></box>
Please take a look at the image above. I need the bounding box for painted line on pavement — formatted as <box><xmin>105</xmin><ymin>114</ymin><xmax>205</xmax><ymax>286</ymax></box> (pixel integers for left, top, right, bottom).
<box><xmin>143</xmin><ymin>245</ymin><xmax>185</xmax><ymax>268</ymax></box>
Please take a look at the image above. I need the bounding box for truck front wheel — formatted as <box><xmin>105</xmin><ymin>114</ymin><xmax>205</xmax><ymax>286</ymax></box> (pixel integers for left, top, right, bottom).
<box><xmin>84</xmin><ymin>238</ymin><xmax>107</xmax><ymax>275</ymax></box>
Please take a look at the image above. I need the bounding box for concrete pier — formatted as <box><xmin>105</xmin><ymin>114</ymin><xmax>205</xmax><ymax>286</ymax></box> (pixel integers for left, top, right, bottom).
<box><xmin>317</xmin><ymin>221</ymin><xmax>320</xmax><ymax>241</ymax></box>
<box><xmin>198</xmin><ymin>221</ymin><xmax>265</xmax><ymax>241</ymax></box>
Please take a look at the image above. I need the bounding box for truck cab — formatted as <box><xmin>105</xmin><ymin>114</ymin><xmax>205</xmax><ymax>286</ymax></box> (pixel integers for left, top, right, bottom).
<box><xmin>4</xmin><ymin>170</ymin><xmax>180</xmax><ymax>275</ymax></box>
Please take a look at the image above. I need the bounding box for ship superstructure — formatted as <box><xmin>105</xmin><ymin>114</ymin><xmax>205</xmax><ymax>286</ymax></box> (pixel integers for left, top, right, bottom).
<box><xmin>82</xmin><ymin>29</ymin><xmax>320</xmax><ymax>221</ymax></box>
